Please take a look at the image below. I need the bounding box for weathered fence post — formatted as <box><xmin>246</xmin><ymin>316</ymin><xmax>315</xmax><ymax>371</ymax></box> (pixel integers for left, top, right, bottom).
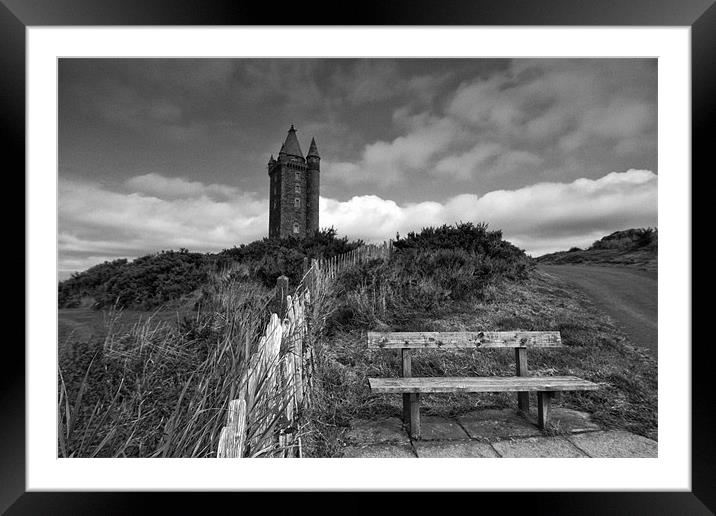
<box><xmin>217</xmin><ymin>397</ymin><xmax>247</xmax><ymax>458</ymax></box>
<box><xmin>311</xmin><ymin>259</ymin><xmax>319</xmax><ymax>295</ymax></box>
<box><xmin>276</xmin><ymin>275</ymin><xmax>289</xmax><ymax>316</ymax></box>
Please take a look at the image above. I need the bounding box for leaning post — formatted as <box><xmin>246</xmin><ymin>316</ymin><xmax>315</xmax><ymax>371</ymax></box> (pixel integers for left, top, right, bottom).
<box><xmin>276</xmin><ymin>275</ymin><xmax>289</xmax><ymax>317</ymax></box>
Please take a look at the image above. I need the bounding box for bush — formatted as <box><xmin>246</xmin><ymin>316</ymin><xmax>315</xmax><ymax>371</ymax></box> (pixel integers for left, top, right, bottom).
<box><xmin>58</xmin><ymin>250</ymin><xmax>210</xmax><ymax>310</ymax></box>
<box><xmin>59</xmin><ymin>228</ymin><xmax>362</xmax><ymax>310</ymax></box>
<box><xmin>327</xmin><ymin>222</ymin><xmax>531</xmax><ymax>332</ymax></box>
<box><xmin>590</xmin><ymin>228</ymin><xmax>657</xmax><ymax>250</ymax></box>
<box><xmin>217</xmin><ymin>227</ymin><xmax>361</xmax><ymax>288</ymax></box>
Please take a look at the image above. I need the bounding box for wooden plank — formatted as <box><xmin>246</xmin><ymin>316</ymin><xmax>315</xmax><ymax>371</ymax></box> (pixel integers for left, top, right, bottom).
<box><xmin>515</xmin><ymin>348</ymin><xmax>530</xmax><ymax>412</ymax></box>
<box><xmin>401</xmin><ymin>348</ymin><xmax>412</xmax><ymax>377</ymax></box>
<box><xmin>368</xmin><ymin>376</ymin><xmax>598</xmax><ymax>393</ymax></box>
<box><xmin>538</xmin><ymin>391</ymin><xmax>554</xmax><ymax>429</ymax></box>
<box><xmin>367</xmin><ymin>331</ymin><xmax>563</xmax><ymax>349</ymax></box>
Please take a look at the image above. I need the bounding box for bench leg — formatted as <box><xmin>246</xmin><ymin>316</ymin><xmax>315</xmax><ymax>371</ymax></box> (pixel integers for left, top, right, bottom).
<box><xmin>409</xmin><ymin>394</ymin><xmax>421</xmax><ymax>439</ymax></box>
<box><xmin>537</xmin><ymin>391</ymin><xmax>554</xmax><ymax>429</ymax></box>
<box><xmin>403</xmin><ymin>394</ymin><xmax>411</xmax><ymax>426</ymax></box>
<box><xmin>515</xmin><ymin>348</ymin><xmax>529</xmax><ymax>413</ymax></box>
<box><xmin>401</xmin><ymin>348</ymin><xmax>412</xmax><ymax>429</ymax></box>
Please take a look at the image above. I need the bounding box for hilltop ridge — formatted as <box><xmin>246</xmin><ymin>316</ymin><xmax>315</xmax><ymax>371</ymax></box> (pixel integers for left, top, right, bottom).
<box><xmin>535</xmin><ymin>228</ymin><xmax>657</xmax><ymax>271</ymax></box>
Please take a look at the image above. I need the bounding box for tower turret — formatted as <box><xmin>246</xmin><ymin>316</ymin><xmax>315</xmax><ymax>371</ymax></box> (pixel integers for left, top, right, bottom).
<box><xmin>307</xmin><ymin>137</ymin><xmax>320</xmax><ymax>159</ymax></box>
<box><xmin>306</xmin><ymin>137</ymin><xmax>320</xmax><ymax>236</ymax></box>
<box><xmin>282</xmin><ymin>124</ymin><xmax>304</xmax><ymax>159</ymax></box>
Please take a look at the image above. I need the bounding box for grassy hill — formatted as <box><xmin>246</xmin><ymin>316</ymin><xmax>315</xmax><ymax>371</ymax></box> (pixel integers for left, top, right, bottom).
<box><xmin>535</xmin><ymin>228</ymin><xmax>657</xmax><ymax>270</ymax></box>
<box><xmin>57</xmin><ymin>222</ymin><xmax>657</xmax><ymax>457</ymax></box>
<box><xmin>58</xmin><ymin>228</ymin><xmax>361</xmax><ymax>310</ymax></box>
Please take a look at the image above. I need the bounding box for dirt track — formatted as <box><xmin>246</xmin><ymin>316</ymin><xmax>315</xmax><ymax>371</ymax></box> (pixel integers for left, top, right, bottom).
<box><xmin>539</xmin><ymin>264</ymin><xmax>658</xmax><ymax>356</ymax></box>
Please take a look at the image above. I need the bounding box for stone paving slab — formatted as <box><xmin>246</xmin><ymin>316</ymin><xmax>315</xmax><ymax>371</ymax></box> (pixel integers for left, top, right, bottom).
<box><xmin>457</xmin><ymin>409</ymin><xmax>542</xmax><ymax>441</ymax></box>
<box><xmin>461</xmin><ymin>408</ymin><xmax>525</xmax><ymax>421</ymax></box>
<box><xmin>492</xmin><ymin>436</ymin><xmax>588</xmax><ymax>458</ymax></box>
<box><xmin>524</xmin><ymin>407</ymin><xmax>601</xmax><ymax>434</ymax></box>
<box><xmin>342</xmin><ymin>443</ymin><xmax>416</xmax><ymax>458</ymax></box>
<box><xmin>342</xmin><ymin>412</ymin><xmax>652</xmax><ymax>458</ymax></box>
<box><xmin>419</xmin><ymin>416</ymin><xmax>471</xmax><ymax>440</ymax></box>
<box><xmin>345</xmin><ymin>417</ymin><xmax>410</xmax><ymax>444</ymax></box>
<box><xmin>567</xmin><ymin>430</ymin><xmax>658</xmax><ymax>458</ymax></box>
<box><xmin>414</xmin><ymin>440</ymin><xmax>499</xmax><ymax>458</ymax></box>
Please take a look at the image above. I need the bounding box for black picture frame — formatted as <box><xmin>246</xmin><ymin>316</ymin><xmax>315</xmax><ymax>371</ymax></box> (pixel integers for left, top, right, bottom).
<box><xmin>4</xmin><ymin>0</ymin><xmax>711</xmax><ymax>513</ymax></box>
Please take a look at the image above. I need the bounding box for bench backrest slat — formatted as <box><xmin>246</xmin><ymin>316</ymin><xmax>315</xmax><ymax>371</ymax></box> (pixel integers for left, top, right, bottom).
<box><xmin>367</xmin><ymin>331</ymin><xmax>563</xmax><ymax>349</ymax></box>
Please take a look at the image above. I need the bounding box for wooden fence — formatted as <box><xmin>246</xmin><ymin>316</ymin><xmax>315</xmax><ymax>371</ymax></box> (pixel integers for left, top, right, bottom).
<box><xmin>307</xmin><ymin>240</ymin><xmax>393</xmax><ymax>287</ymax></box>
<box><xmin>216</xmin><ymin>240</ymin><xmax>392</xmax><ymax>458</ymax></box>
<box><xmin>217</xmin><ymin>291</ymin><xmax>311</xmax><ymax>457</ymax></box>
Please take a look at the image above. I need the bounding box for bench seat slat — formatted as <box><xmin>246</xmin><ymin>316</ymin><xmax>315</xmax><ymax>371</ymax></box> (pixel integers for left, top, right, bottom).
<box><xmin>367</xmin><ymin>331</ymin><xmax>563</xmax><ymax>349</ymax></box>
<box><xmin>368</xmin><ymin>376</ymin><xmax>597</xmax><ymax>393</ymax></box>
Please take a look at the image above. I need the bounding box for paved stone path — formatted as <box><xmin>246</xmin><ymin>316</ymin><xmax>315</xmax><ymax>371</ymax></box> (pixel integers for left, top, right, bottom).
<box><xmin>341</xmin><ymin>408</ymin><xmax>657</xmax><ymax>458</ymax></box>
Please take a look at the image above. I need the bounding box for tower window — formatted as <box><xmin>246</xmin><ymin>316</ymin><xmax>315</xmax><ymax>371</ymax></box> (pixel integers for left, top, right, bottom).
<box><xmin>295</xmin><ymin>184</ymin><xmax>301</xmax><ymax>193</ymax></box>
<box><xmin>295</xmin><ymin>171</ymin><xmax>301</xmax><ymax>180</ymax></box>
<box><xmin>293</xmin><ymin>222</ymin><xmax>300</xmax><ymax>234</ymax></box>
<box><xmin>295</xmin><ymin>198</ymin><xmax>301</xmax><ymax>208</ymax></box>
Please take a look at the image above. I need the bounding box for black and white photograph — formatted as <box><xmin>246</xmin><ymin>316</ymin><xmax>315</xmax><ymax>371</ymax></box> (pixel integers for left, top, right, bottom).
<box><xmin>57</xmin><ymin>57</ymin><xmax>659</xmax><ymax>459</ymax></box>
<box><xmin>3</xmin><ymin>0</ymin><xmax>707</xmax><ymax>507</ymax></box>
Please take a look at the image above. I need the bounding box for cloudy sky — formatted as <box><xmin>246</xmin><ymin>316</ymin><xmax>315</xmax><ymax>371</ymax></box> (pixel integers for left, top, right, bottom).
<box><xmin>58</xmin><ymin>58</ymin><xmax>657</xmax><ymax>279</ymax></box>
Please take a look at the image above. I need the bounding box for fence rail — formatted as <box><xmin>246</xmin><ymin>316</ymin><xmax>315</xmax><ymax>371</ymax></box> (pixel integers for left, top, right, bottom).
<box><xmin>216</xmin><ymin>240</ymin><xmax>392</xmax><ymax>458</ymax></box>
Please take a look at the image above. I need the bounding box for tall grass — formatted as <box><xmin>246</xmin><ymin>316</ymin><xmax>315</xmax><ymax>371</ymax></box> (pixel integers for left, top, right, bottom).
<box><xmin>327</xmin><ymin>244</ymin><xmax>528</xmax><ymax>334</ymax></box>
<box><xmin>58</xmin><ymin>277</ymin><xmax>280</xmax><ymax>457</ymax></box>
<box><xmin>58</xmin><ymin>257</ymin><xmax>343</xmax><ymax>458</ymax></box>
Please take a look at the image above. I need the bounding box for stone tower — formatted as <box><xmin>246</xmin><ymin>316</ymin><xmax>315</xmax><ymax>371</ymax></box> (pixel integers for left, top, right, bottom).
<box><xmin>268</xmin><ymin>125</ymin><xmax>320</xmax><ymax>239</ymax></box>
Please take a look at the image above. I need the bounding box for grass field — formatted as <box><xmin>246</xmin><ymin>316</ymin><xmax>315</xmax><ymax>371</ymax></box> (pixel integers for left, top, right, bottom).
<box><xmin>58</xmin><ymin>308</ymin><xmax>193</xmax><ymax>348</ymax></box>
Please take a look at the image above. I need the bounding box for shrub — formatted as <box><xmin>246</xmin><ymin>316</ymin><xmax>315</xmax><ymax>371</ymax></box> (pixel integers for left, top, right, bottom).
<box><xmin>58</xmin><ymin>251</ymin><xmax>211</xmax><ymax>310</ymax></box>
<box><xmin>59</xmin><ymin>228</ymin><xmax>362</xmax><ymax>310</ymax></box>
<box><xmin>217</xmin><ymin>227</ymin><xmax>362</xmax><ymax>288</ymax></box>
<box><xmin>327</xmin><ymin>222</ymin><xmax>531</xmax><ymax>333</ymax></box>
<box><xmin>590</xmin><ymin>227</ymin><xmax>658</xmax><ymax>250</ymax></box>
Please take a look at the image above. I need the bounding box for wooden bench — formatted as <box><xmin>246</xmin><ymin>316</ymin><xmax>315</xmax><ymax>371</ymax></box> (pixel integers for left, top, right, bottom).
<box><xmin>367</xmin><ymin>331</ymin><xmax>598</xmax><ymax>438</ymax></box>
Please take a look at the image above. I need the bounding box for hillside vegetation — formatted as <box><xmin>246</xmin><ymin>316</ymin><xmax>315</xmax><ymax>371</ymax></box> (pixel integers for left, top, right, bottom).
<box><xmin>58</xmin><ymin>229</ymin><xmax>360</xmax><ymax>310</ymax></box>
<box><xmin>57</xmin><ymin>222</ymin><xmax>657</xmax><ymax>457</ymax></box>
<box><xmin>536</xmin><ymin>228</ymin><xmax>657</xmax><ymax>270</ymax></box>
<box><xmin>305</xmin><ymin>223</ymin><xmax>657</xmax><ymax>456</ymax></box>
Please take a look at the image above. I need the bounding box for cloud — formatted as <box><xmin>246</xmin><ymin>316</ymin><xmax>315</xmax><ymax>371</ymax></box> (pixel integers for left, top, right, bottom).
<box><xmin>432</xmin><ymin>143</ymin><xmax>542</xmax><ymax>180</ymax></box>
<box><xmin>60</xmin><ymin>169</ymin><xmax>656</xmax><ymax>274</ymax></box>
<box><xmin>125</xmin><ymin>173</ymin><xmax>238</xmax><ymax>200</ymax></box>
<box><xmin>324</xmin><ymin>117</ymin><xmax>464</xmax><ymax>185</ymax></box>
<box><xmin>327</xmin><ymin>59</ymin><xmax>656</xmax><ymax>188</ymax></box>
<box><xmin>59</xmin><ymin>175</ymin><xmax>268</xmax><ymax>272</ymax></box>
<box><xmin>321</xmin><ymin>169</ymin><xmax>657</xmax><ymax>255</ymax></box>
<box><xmin>329</xmin><ymin>60</ymin><xmax>448</xmax><ymax>107</ymax></box>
